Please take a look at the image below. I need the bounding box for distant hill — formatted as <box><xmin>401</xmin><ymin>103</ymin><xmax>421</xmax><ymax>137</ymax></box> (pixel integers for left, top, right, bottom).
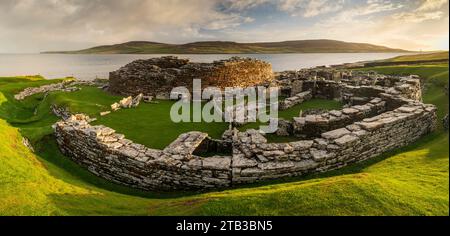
<box><xmin>42</xmin><ymin>39</ymin><xmax>409</xmax><ymax>54</ymax></box>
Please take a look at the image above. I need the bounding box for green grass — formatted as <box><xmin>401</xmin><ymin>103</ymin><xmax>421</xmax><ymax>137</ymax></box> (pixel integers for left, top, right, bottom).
<box><xmin>92</xmin><ymin>100</ymin><xmax>229</xmax><ymax>149</ymax></box>
<box><xmin>0</xmin><ymin>62</ymin><xmax>448</xmax><ymax>215</ymax></box>
<box><xmin>278</xmin><ymin>99</ymin><xmax>342</xmax><ymax>119</ymax></box>
<box><xmin>387</xmin><ymin>51</ymin><xmax>448</xmax><ymax>62</ymax></box>
<box><xmin>94</xmin><ymin>98</ymin><xmax>341</xmax><ymax>148</ymax></box>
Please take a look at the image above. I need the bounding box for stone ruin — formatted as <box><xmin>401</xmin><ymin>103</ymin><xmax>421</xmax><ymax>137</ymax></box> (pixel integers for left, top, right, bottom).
<box><xmin>14</xmin><ymin>79</ymin><xmax>104</xmax><ymax>100</ymax></box>
<box><xmin>108</xmin><ymin>56</ymin><xmax>274</xmax><ymax>98</ymax></box>
<box><xmin>51</xmin><ymin>61</ymin><xmax>438</xmax><ymax>191</ymax></box>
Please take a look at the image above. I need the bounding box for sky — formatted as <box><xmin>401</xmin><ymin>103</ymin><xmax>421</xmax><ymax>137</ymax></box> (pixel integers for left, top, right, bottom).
<box><xmin>0</xmin><ymin>0</ymin><xmax>448</xmax><ymax>53</ymax></box>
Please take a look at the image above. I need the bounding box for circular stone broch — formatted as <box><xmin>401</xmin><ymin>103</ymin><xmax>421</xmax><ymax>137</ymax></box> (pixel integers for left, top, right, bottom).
<box><xmin>40</xmin><ymin>57</ymin><xmax>437</xmax><ymax>191</ymax></box>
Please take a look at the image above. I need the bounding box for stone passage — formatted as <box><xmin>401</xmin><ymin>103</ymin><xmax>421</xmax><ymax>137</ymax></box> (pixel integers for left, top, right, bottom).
<box><xmin>108</xmin><ymin>56</ymin><xmax>274</xmax><ymax>98</ymax></box>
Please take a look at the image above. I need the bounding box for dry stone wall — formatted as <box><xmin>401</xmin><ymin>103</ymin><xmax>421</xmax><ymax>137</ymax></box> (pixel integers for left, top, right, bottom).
<box><xmin>280</xmin><ymin>91</ymin><xmax>312</xmax><ymax>110</ymax></box>
<box><xmin>14</xmin><ymin>80</ymin><xmax>101</xmax><ymax>100</ymax></box>
<box><xmin>53</xmin><ymin>93</ymin><xmax>436</xmax><ymax>191</ymax></box>
<box><xmin>109</xmin><ymin>56</ymin><xmax>274</xmax><ymax>98</ymax></box>
<box><xmin>51</xmin><ymin>67</ymin><xmax>437</xmax><ymax>191</ymax></box>
<box><xmin>277</xmin><ymin>69</ymin><xmax>422</xmax><ymax>101</ymax></box>
<box><xmin>292</xmin><ymin>97</ymin><xmax>388</xmax><ymax>138</ymax></box>
<box><xmin>54</xmin><ymin>115</ymin><xmax>232</xmax><ymax>191</ymax></box>
<box><xmin>232</xmin><ymin>97</ymin><xmax>436</xmax><ymax>184</ymax></box>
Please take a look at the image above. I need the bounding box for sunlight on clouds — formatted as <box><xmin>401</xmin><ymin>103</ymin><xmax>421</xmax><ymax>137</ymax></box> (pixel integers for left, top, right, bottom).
<box><xmin>417</xmin><ymin>0</ymin><xmax>448</xmax><ymax>11</ymax></box>
<box><xmin>0</xmin><ymin>0</ymin><xmax>448</xmax><ymax>52</ymax></box>
<box><xmin>276</xmin><ymin>0</ymin><xmax>345</xmax><ymax>17</ymax></box>
<box><xmin>393</xmin><ymin>0</ymin><xmax>448</xmax><ymax>23</ymax></box>
<box><xmin>223</xmin><ymin>0</ymin><xmax>269</xmax><ymax>11</ymax></box>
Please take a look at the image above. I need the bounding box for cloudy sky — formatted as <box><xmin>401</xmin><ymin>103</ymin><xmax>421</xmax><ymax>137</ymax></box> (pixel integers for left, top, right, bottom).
<box><xmin>0</xmin><ymin>0</ymin><xmax>448</xmax><ymax>53</ymax></box>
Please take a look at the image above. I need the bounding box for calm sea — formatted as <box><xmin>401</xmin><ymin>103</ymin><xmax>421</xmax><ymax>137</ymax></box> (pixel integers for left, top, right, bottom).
<box><xmin>0</xmin><ymin>53</ymin><xmax>411</xmax><ymax>80</ymax></box>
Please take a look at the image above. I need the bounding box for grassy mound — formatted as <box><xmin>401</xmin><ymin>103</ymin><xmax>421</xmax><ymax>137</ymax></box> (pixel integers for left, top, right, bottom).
<box><xmin>0</xmin><ymin>63</ymin><xmax>448</xmax><ymax>215</ymax></box>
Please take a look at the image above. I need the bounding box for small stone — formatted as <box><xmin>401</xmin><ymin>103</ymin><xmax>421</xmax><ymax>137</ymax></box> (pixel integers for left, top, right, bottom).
<box><xmin>202</xmin><ymin>157</ymin><xmax>231</xmax><ymax>170</ymax></box>
<box><xmin>111</xmin><ymin>103</ymin><xmax>120</xmax><ymax>111</ymax></box>
<box><xmin>342</xmin><ymin>108</ymin><xmax>359</xmax><ymax>115</ymax></box>
<box><xmin>397</xmin><ymin>106</ymin><xmax>417</xmax><ymax>113</ymax></box>
<box><xmin>322</xmin><ymin>128</ymin><xmax>351</xmax><ymax>139</ymax></box>
<box><xmin>233</xmin><ymin>156</ymin><xmax>259</xmax><ymax>168</ymax></box>
<box><xmin>329</xmin><ymin>110</ymin><xmax>342</xmax><ymax>117</ymax></box>
<box><xmin>119</xmin><ymin>96</ymin><xmax>133</xmax><ymax>108</ymax></box>
<box><xmin>256</xmin><ymin>155</ymin><xmax>269</xmax><ymax>162</ymax></box>
<box><xmin>346</xmin><ymin>124</ymin><xmax>361</xmax><ymax>132</ymax></box>
<box><xmin>335</xmin><ymin>135</ymin><xmax>359</xmax><ymax>146</ymax></box>
<box><xmin>310</xmin><ymin>149</ymin><xmax>329</xmax><ymax>161</ymax></box>
<box><xmin>358</xmin><ymin>121</ymin><xmax>384</xmax><ymax>130</ymax></box>
<box><xmin>283</xmin><ymin>145</ymin><xmax>294</xmax><ymax>153</ymax></box>
<box><xmin>291</xmin><ymin>140</ymin><xmax>314</xmax><ymax>150</ymax></box>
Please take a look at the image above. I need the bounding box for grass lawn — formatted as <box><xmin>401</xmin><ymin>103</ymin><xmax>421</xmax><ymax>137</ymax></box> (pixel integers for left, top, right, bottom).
<box><xmin>92</xmin><ymin>100</ymin><xmax>229</xmax><ymax>149</ymax></box>
<box><xmin>0</xmin><ymin>62</ymin><xmax>448</xmax><ymax>216</ymax></box>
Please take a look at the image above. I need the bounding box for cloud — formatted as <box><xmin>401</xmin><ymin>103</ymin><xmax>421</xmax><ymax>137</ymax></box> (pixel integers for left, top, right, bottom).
<box><xmin>221</xmin><ymin>0</ymin><xmax>269</xmax><ymax>11</ymax></box>
<box><xmin>0</xmin><ymin>0</ymin><xmax>254</xmax><ymax>52</ymax></box>
<box><xmin>417</xmin><ymin>0</ymin><xmax>448</xmax><ymax>11</ymax></box>
<box><xmin>222</xmin><ymin>0</ymin><xmax>345</xmax><ymax>17</ymax></box>
<box><xmin>393</xmin><ymin>11</ymin><xmax>445</xmax><ymax>22</ymax></box>
<box><xmin>0</xmin><ymin>0</ymin><xmax>448</xmax><ymax>52</ymax></box>
<box><xmin>310</xmin><ymin>0</ymin><xmax>448</xmax><ymax>50</ymax></box>
<box><xmin>277</xmin><ymin>0</ymin><xmax>345</xmax><ymax>17</ymax></box>
<box><xmin>393</xmin><ymin>0</ymin><xmax>448</xmax><ymax>23</ymax></box>
<box><xmin>315</xmin><ymin>0</ymin><xmax>404</xmax><ymax>27</ymax></box>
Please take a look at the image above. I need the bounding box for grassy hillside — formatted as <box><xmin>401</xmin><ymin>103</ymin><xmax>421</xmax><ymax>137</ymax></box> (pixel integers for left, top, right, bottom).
<box><xmin>363</xmin><ymin>52</ymin><xmax>449</xmax><ymax>67</ymax></box>
<box><xmin>0</xmin><ymin>63</ymin><xmax>448</xmax><ymax>215</ymax></box>
<box><xmin>387</xmin><ymin>51</ymin><xmax>449</xmax><ymax>62</ymax></box>
<box><xmin>43</xmin><ymin>39</ymin><xmax>408</xmax><ymax>54</ymax></box>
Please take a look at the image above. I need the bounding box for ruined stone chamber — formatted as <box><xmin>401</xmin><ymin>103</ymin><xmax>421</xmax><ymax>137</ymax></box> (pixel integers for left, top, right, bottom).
<box><xmin>53</xmin><ymin>63</ymin><xmax>437</xmax><ymax>191</ymax></box>
<box><xmin>108</xmin><ymin>56</ymin><xmax>275</xmax><ymax>98</ymax></box>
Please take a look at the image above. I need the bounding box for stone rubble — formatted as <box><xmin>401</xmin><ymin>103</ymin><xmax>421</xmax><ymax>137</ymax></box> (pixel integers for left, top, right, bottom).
<box><xmin>22</xmin><ymin>137</ymin><xmax>34</xmax><ymax>152</ymax></box>
<box><xmin>109</xmin><ymin>93</ymin><xmax>145</xmax><ymax>114</ymax></box>
<box><xmin>14</xmin><ymin>80</ymin><xmax>102</xmax><ymax>100</ymax></box>
<box><xmin>51</xmin><ymin>104</ymin><xmax>72</xmax><ymax>120</ymax></box>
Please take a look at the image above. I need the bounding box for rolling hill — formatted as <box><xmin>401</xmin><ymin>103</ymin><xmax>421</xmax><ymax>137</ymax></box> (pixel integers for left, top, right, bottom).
<box><xmin>387</xmin><ymin>51</ymin><xmax>449</xmax><ymax>62</ymax></box>
<box><xmin>42</xmin><ymin>39</ymin><xmax>409</xmax><ymax>54</ymax></box>
<box><xmin>363</xmin><ymin>51</ymin><xmax>449</xmax><ymax>67</ymax></box>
